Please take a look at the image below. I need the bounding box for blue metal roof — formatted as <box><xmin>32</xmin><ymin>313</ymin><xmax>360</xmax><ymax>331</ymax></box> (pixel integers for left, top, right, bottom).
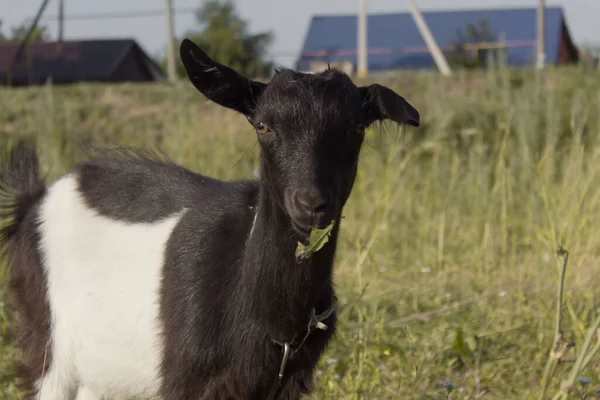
<box><xmin>296</xmin><ymin>6</ymin><xmax>572</xmax><ymax>70</ymax></box>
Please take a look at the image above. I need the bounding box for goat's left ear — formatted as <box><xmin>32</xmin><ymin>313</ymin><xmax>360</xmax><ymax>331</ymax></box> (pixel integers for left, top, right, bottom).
<box><xmin>359</xmin><ymin>84</ymin><xmax>420</xmax><ymax>127</ymax></box>
<box><xmin>179</xmin><ymin>38</ymin><xmax>266</xmax><ymax>117</ymax></box>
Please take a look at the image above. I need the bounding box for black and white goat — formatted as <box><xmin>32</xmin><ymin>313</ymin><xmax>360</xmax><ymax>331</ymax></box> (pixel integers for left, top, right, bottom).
<box><xmin>1</xmin><ymin>38</ymin><xmax>420</xmax><ymax>400</ymax></box>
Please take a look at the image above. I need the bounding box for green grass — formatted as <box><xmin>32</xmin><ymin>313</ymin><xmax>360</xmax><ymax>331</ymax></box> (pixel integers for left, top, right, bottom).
<box><xmin>1</xmin><ymin>63</ymin><xmax>600</xmax><ymax>399</ymax></box>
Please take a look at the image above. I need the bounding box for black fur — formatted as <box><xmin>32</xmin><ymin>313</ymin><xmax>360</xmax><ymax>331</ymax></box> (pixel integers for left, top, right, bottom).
<box><xmin>0</xmin><ymin>139</ymin><xmax>51</xmax><ymax>396</ymax></box>
<box><xmin>73</xmin><ymin>147</ymin><xmax>229</xmax><ymax>223</ymax></box>
<box><xmin>1</xmin><ymin>38</ymin><xmax>420</xmax><ymax>399</ymax></box>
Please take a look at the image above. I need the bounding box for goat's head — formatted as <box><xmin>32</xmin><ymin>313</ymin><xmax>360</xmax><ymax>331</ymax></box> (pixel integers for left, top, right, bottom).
<box><xmin>180</xmin><ymin>39</ymin><xmax>420</xmax><ymax>237</ymax></box>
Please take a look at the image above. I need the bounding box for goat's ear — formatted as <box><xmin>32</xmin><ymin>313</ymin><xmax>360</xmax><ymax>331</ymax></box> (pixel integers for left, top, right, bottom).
<box><xmin>179</xmin><ymin>38</ymin><xmax>266</xmax><ymax>117</ymax></box>
<box><xmin>359</xmin><ymin>84</ymin><xmax>420</xmax><ymax>128</ymax></box>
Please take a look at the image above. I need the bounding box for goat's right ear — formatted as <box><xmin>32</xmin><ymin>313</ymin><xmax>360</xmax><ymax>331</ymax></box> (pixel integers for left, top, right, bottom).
<box><xmin>179</xmin><ymin>38</ymin><xmax>266</xmax><ymax>117</ymax></box>
<box><xmin>359</xmin><ymin>84</ymin><xmax>420</xmax><ymax>128</ymax></box>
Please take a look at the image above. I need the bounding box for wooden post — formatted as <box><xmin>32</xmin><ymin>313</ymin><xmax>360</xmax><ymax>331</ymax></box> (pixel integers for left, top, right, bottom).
<box><xmin>536</xmin><ymin>0</ymin><xmax>546</xmax><ymax>69</ymax></box>
<box><xmin>58</xmin><ymin>0</ymin><xmax>64</xmax><ymax>43</ymax></box>
<box><xmin>57</xmin><ymin>0</ymin><xmax>64</xmax><ymax>56</ymax></box>
<box><xmin>12</xmin><ymin>0</ymin><xmax>51</xmax><ymax>65</ymax></box>
<box><xmin>166</xmin><ymin>0</ymin><xmax>177</xmax><ymax>82</ymax></box>
<box><xmin>357</xmin><ymin>0</ymin><xmax>368</xmax><ymax>79</ymax></box>
<box><xmin>407</xmin><ymin>0</ymin><xmax>452</xmax><ymax>76</ymax></box>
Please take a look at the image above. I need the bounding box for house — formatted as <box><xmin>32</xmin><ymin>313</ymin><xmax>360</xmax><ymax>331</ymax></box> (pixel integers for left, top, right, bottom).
<box><xmin>296</xmin><ymin>6</ymin><xmax>579</xmax><ymax>72</ymax></box>
<box><xmin>0</xmin><ymin>38</ymin><xmax>165</xmax><ymax>86</ymax></box>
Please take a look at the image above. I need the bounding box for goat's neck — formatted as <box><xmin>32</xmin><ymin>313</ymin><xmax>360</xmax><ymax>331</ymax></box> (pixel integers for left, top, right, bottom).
<box><xmin>238</xmin><ymin>181</ymin><xmax>339</xmax><ymax>342</ymax></box>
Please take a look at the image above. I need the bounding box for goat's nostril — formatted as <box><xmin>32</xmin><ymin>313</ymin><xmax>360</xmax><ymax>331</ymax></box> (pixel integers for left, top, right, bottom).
<box><xmin>313</xmin><ymin>197</ymin><xmax>329</xmax><ymax>212</ymax></box>
<box><xmin>296</xmin><ymin>195</ymin><xmax>313</xmax><ymax>212</ymax></box>
<box><xmin>295</xmin><ymin>191</ymin><xmax>330</xmax><ymax>215</ymax></box>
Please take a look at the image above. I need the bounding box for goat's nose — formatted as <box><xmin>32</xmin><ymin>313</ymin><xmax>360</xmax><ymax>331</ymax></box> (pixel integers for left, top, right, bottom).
<box><xmin>294</xmin><ymin>190</ymin><xmax>330</xmax><ymax>216</ymax></box>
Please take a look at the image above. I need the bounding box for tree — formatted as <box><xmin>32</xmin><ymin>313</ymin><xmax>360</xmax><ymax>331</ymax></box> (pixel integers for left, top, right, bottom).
<box><xmin>579</xmin><ymin>42</ymin><xmax>599</xmax><ymax>69</ymax></box>
<box><xmin>0</xmin><ymin>19</ymin><xmax>50</xmax><ymax>42</ymax></box>
<box><xmin>9</xmin><ymin>23</ymin><xmax>50</xmax><ymax>42</ymax></box>
<box><xmin>174</xmin><ymin>0</ymin><xmax>274</xmax><ymax>78</ymax></box>
<box><xmin>448</xmin><ymin>19</ymin><xmax>497</xmax><ymax>70</ymax></box>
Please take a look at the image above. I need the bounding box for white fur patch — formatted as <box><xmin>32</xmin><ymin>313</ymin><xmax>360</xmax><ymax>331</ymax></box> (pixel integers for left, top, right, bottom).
<box><xmin>75</xmin><ymin>386</ymin><xmax>101</xmax><ymax>400</ymax></box>
<box><xmin>36</xmin><ymin>174</ymin><xmax>185</xmax><ymax>400</ymax></box>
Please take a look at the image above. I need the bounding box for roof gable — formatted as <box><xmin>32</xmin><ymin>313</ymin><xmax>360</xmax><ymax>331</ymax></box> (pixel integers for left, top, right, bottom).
<box><xmin>298</xmin><ymin>6</ymin><xmax>571</xmax><ymax>69</ymax></box>
<box><xmin>0</xmin><ymin>39</ymin><xmax>165</xmax><ymax>85</ymax></box>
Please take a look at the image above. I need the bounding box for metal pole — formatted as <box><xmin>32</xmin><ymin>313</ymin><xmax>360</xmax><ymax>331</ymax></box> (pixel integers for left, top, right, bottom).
<box><xmin>536</xmin><ymin>0</ymin><xmax>546</xmax><ymax>69</ymax></box>
<box><xmin>357</xmin><ymin>0</ymin><xmax>368</xmax><ymax>78</ymax></box>
<box><xmin>166</xmin><ymin>0</ymin><xmax>177</xmax><ymax>82</ymax></box>
<box><xmin>407</xmin><ymin>0</ymin><xmax>452</xmax><ymax>76</ymax></box>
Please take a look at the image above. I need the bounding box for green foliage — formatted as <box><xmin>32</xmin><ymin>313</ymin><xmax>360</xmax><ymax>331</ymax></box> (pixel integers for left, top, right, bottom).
<box><xmin>8</xmin><ymin>24</ymin><xmax>50</xmax><ymax>43</ymax></box>
<box><xmin>1</xmin><ymin>64</ymin><xmax>600</xmax><ymax>398</ymax></box>
<box><xmin>579</xmin><ymin>43</ymin><xmax>600</xmax><ymax>70</ymax></box>
<box><xmin>169</xmin><ymin>0</ymin><xmax>273</xmax><ymax>79</ymax></box>
<box><xmin>0</xmin><ymin>19</ymin><xmax>50</xmax><ymax>43</ymax></box>
<box><xmin>447</xmin><ymin>19</ymin><xmax>499</xmax><ymax>70</ymax></box>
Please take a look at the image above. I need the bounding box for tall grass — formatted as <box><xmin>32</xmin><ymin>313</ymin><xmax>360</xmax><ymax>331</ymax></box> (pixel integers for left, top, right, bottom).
<box><xmin>1</xmin><ymin>63</ymin><xmax>600</xmax><ymax>399</ymax></box>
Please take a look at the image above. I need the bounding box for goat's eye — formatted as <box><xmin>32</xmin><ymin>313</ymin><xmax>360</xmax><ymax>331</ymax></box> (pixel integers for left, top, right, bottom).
<box><xmin>255</xmin><ymin>122</ymin><xmax>271</xmax><ymax>135</ymax></box>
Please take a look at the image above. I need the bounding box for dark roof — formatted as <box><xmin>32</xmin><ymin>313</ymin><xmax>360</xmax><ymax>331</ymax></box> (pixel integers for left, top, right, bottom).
<box><xmin>0</xmin><ymin>38</ymin><xmax>165</xmax><ymax>86</ymax></box>
<box><xmin>297</xmin><ymin>6</ymin><xmax>578</xmax><ymax>70</ymax></box>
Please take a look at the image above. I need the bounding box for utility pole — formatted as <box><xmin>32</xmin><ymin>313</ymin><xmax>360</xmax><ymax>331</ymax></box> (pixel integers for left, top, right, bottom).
<box><xmin>407</xmin><ymin>0</ymin><xmax>452</xmax><ymax>76</ymax></box>
<box><xmin>357</xmin><ymin>0</ymin><xmax>367</xmax><ymax>79</ymax></box>
<box><xmin>165</xmin><ymin>0</ymin><xmax>177</xmax><ymax>82</ymax></box>
<box><xmin>536</xmin><ymin>0</ymin><xmax>546</xmax><ymax>69</ymax></box>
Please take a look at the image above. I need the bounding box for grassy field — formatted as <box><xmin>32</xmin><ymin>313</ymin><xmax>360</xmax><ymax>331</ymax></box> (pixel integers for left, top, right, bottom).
<box><xmin>1</xmin><ymin>63</ymin><xmax>600</xmax><ymax>399</ymax></box>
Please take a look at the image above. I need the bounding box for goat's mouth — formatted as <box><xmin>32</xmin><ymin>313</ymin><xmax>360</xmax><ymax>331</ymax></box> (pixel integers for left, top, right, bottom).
<box><xmin>290</xmin><ymin>217</ymin><xmax>334</xmax><ymax>243</ymax></box>
<box><xmin>290</xmin><ymin>218</ymin><xmax>312</xmax><ymax>241</ymax></box>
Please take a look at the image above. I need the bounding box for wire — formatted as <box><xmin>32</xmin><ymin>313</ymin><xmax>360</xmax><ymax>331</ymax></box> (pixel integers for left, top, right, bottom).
<box><xmin>2</xmin><ymin>4</ymin><xmax>302</xmax><ymax>61</ymax></box>
<box><xmin>24</xmin><ymin>7</ymin><xmax>199</xmax><ymax>22</ymax></box>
